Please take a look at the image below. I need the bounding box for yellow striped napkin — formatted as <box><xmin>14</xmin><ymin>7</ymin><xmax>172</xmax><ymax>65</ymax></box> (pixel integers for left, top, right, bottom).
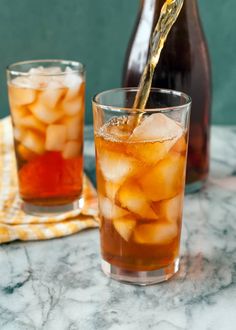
<box><xmin>0</xmin><ymin>117</ymin><xmax>99</xmax><ymax>243</ymax></box>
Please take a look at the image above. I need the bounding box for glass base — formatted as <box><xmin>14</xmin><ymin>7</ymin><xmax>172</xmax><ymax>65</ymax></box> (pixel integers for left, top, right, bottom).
<box><xmin>22</xmin><ymin>197</ymin><xmax>84</xmax><ymax>216</ymax></box>
<box><xmin>101</xmin><ymin>258</ymin><xmax>180</xmax><ymax>286</ymax></box>
<box><xmin>185</xmin><ymin>180</ymin><xmax>205</xmax><ymax>194</ymax></box>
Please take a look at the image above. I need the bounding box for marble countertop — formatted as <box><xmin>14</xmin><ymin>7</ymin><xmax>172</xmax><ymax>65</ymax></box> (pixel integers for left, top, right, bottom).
<box><xmin>0</xmin><ymin>126</ymin><xmax>236</xmax><ymax>330</ymax></box>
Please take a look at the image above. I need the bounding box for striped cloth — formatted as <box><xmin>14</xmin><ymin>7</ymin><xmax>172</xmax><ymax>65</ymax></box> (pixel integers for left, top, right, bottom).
<box><xmin>0</xmin><ymin>117</ymin><xmax>99</xmax><ymax>243</ymax></box>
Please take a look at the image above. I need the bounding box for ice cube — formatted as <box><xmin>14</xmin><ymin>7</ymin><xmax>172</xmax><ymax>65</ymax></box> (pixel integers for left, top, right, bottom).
<box><xmin>140</xmin><ymin>154</ymin><xmax>185</xmax><ymax>201</ymax></box>
<box><xmin>45</xmin><ymin>125</ymin><xmax>67</xmax><ymax>151</ymax></box>
<box><xmin>17</xmin><ymin>144</ymin><xmax>37</xmax><ymax>161</ymax></box>
<box><xmin>30</xmin><ymin>102</ymin><xmax>64</xmax><ymax>124</ymax></box>
<box><xmin>105</xmin><ymin>181</ymin><xmax>120</xmax><ymax>201</ymax></box>
<box><xmin>62</xmin><ymin>97</ymin><xmax>83</xmax><ymax>116</ymax></box>
<box><xmin>29</xmin><ymin>66</ymin><xmax>44</xmax><ymax>74</ymax></box>
<box><xmin>11</xmin><ymin>76</ymin><xmax>33</xmax><ymax>89</ymax></box>
<box><xmin>134</xmin><ymin>222</ymin><xmax>178</xmax><ymax>245</ymax></box>
<box><xmin>42</xmin><ymin>66</ymin><xmax>62</xmax><ymax>75</ymax></box>
<box><xmin>113</xmin><ymin>217</ymin><xmax>136</xmax><ymax>241</ymax></box>
<box><xmin>65</xmin><ymin>66</ymin><xmax>73</xmax><ymax>73</ymax></box>
<box><xmin>21</xmin><ymin>131</ymin><xmax>45</xmax><ymax>154</ymax></box>
<box><xmin>28</xmin><ymin>67</ymin><xmax>51</xmax><ymax>88</ymax></box>
<box><xmin>13</xmin><ymin>127</ymin><xmax>25</xmax><ymax>141</ymax></box>
<box><xmin>63</xmin><ymin>115</ymin><xmax>82</xmax><ymax>140</ymax></box>
<box><xmin>99</xmin><ymin>196</ymin><xmax>129</xmax><ymax>219</ymax></box>
<box><xmin>39</xmin><ymin>87</ymin><xmax>65</xmax><ymax>109</ymax></box>
<box><xmin>153</xmin><ymin>194</ymin><xmax>183</xmax><ymax>224</ymax></box>
<box><xmin>171</xmin><ymin>135</ymin><xmax>187</xmax><ymax>154</ymax></box>
<box><xmin>10</xmin><ymin>106</ymin><xmax>30</xmax><ymax>126</ymax></box>
<box><xmin>130</xmin><ymin>113</ymin><xmax>183</xmax><ymax>144</ymax></box>
<box><xmin>19</xmin><ymin>115</ymin><xmax>46</xmax><ymax>134</ymax></box>
<box><xmin>117</xmin><ymin>180</ymin><xmax>157</xmax><ymax>220</ymax></box>
<box><xmin>49</xmin><ymin>79</ymin><xmax>65</xmax><ymax>88</ymax></box>
<box><xmin>28</xmin><ymin>67</ymin><xmax>64</xmax><ymax>89</ymax></box>
<box><xmin>9</xmin><ymin>85</ymin><xmax>36</xmax><ymax>106</ymax></box>
<box><xmin>127</xmin><ymin>140</ymin><xmax>171</xmax><ymax>165</ymax></box>
<box><xmin>65</xmin><ymin>83</ymin><xmax>83</xmax><ymax>101</ymax></box>
<box><xmin>29</xmin><ymin>66</ymin><xmax>62</xmax><ymax>75</ymax></box>
<box><xmin>98</xmin><ymin>150</ymin><xmax>136</xmax><ymax>183</ymax></box>
<box><xmin>62</xmin><ymin>141</ymin><xmax>81</xmax><ymax>159</ymax></box>
<box><xmin>64</xmin><ymin>69</ymin><xmax>83</xmax><ymax>89</ymax></box>
<box><xmin>29</xmin><ymin>75</ymin><xmax>49</xmax><ymax>89</ymax></box>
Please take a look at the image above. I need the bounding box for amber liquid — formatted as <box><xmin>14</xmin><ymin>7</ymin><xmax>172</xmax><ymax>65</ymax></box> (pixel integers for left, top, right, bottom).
<box><xmin>8</xmin><ymin>82</ymin><xmax>85</xmax><ymax>206</ymax></box>
<box><xmin>123</xmin><ymin>0</ymin><xmax>211</xmax><ymax>187</ymax></box>
<box><xmin>17</xmin><ymin>150</ymin><xmax>83</xmax><ymax>206</ymax></box>
<box><xmin>95</xmin><ymin>118</ymin><xmax>187</xmax><ymax>271</ymax></box>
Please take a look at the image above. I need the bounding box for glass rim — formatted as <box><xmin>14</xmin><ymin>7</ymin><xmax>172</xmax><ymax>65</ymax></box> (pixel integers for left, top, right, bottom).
<box><xmin>93</xmin><ymin>87</ymin><xmax>192</xmax><ymax>113</ymax></box>
<box><xmin>6</xmin><ymin>59</ymin><xmax>85</xmax><ymax>76</ymax></box>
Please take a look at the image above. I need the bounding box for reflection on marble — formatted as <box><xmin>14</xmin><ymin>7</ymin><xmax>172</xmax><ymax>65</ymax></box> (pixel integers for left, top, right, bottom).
<box><xmin>0</xmin><ymin>126</ymin><xmax>236</xmax><ymax>330</ymax></box>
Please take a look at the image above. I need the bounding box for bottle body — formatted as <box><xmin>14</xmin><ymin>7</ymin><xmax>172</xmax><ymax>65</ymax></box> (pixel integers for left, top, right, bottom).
<box><xmin>123</xmin><ymin>0</ymin><xmax>211</xmax><ymax>191</ymax></box>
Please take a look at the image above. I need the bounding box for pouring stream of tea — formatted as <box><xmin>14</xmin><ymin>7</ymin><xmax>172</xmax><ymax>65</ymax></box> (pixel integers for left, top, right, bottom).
<box><xmin>133</xmin><ymin>0</ymin><xmax>184</xmax><ymax>117</ymax></box>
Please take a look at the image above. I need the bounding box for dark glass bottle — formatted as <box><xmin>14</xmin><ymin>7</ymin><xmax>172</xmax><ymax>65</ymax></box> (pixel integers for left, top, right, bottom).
<box><xmin>123</xmin><ymin>0</ymin><xmax>211</xmax><ymax>192</ymax></box>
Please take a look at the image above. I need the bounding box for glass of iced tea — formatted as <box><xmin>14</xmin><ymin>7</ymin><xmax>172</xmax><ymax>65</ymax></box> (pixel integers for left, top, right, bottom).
<box><xmin>93</xmin><ymin>88</ymin><xmax>191</xmax><ymax>285</ymax></box>
<box><xmin>7</xmin><ymin>60</ymin><xmax>85</xmax><ymax>215</ymax></box>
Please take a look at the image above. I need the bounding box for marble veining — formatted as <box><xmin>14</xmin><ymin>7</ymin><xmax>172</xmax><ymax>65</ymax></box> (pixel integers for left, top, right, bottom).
<box><xmin>0</xmin><ymin>126</ymin><xmax>236</xmax><ymax>330</ymax></box>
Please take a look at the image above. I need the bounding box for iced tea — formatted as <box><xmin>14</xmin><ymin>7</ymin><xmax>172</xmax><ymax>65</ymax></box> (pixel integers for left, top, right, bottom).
<box><xmin>93</xmin><ymin>88</ymin><xmax>191</xmax><ymax>284</ymax></box>
<box><xmin>7</xmin><ymin>60</ymin><xmax>85</xmax><ymax>214</ymax></box>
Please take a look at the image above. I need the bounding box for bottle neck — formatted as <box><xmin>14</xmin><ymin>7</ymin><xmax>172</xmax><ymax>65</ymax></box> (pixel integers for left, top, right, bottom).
<box><xmin>153</xmin><ymin>0</ymin><xmax>199</xmax><ymax>22</ymax></box>
<box><xmin>153</xmin><ymin>0</ymin><xmax>198</xmax><ymax>10</ymax></box>
<box><xmin>151</xmin><ymin>0</ymin><xmax>202</xmax><ymax>35</ymax></box>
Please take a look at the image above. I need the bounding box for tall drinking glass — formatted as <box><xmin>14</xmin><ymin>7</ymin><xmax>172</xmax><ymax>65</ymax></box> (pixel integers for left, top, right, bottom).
<box><xmin>93</xmin><ymin>88</ymin><xmax>191</xmax><ymax>285</ymax></box>
<box><xmin>7</xmin><ymin>60</ymin><xmax>85</xmax><ymax>215</ymax></box>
